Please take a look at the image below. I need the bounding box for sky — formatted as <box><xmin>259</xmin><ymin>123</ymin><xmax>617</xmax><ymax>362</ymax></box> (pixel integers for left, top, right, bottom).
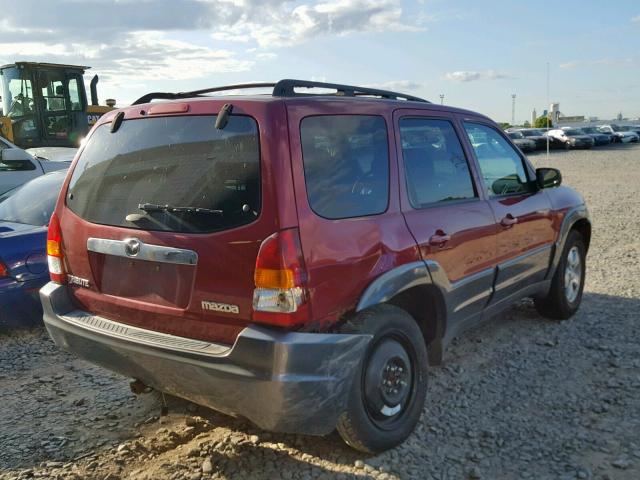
<box><xmin>0</xmin><ymin>0</ymin><xmax>638</xmax><ymax>123</ymax></box>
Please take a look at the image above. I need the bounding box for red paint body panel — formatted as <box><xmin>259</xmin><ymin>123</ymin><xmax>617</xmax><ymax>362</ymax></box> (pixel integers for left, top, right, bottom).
<box><xmin>50</xmin><ymin>94</ymin><xmax>582</xmax><ymax>346</ymax></box>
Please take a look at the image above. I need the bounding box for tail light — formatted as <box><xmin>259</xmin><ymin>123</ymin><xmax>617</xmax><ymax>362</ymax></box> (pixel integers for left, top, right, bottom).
<box><xmin>252</xmin><ymin>228</ymin><xmax>309</xmax><ymax>327</ymax></box>
<box><xmin>0</xmin><ymin>259</ymin><xmax>8</xmax><ymax>277</ymax></box>
<box><xmin>47</xmin><ymin>213</ymin><xmax>67</xmax><ymax>284</ymax></box>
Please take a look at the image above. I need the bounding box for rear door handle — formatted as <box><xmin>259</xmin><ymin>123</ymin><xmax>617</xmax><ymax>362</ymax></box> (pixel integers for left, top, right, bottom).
<box><xmin>500</xmin><ymin>214</ymin><xmax>518</xmax><ymax>227</ymax></box>
<box><xmin>429</xmin><ymin>231</ymin><xmax>451</xmax><ymax>246</ymax></box>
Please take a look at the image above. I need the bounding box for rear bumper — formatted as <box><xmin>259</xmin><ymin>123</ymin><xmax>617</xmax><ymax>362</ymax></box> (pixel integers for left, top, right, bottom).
<box><xmin>41</xmin><ymin>282</ymin><xmax>370</xmax><ymax>435</ymax></box>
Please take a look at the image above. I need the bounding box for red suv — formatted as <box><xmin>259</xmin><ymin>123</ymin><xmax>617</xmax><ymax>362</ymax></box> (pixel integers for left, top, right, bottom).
<box><xmin>41</xmin><ymin>80</ymin><xmax>590</xmax><ymax>453</ymax></box>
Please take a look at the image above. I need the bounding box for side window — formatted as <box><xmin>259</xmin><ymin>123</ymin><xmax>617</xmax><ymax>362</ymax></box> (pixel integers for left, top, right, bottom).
<box><xmin>464</xmin><ymin>123</ymin><xmax>533</xmax><ymax>197</ymax></box>
<box><xmin>6</xmin><ymin>77</ymin><xmax>34</xmax><ymax>118</ymax></box>
<box><xmin>301</xmin><ymin>115</ymin><xmax>389</xmax><ymax>219</ymax></box>
<box><xmin>399</xmin><ymin>118</ymin><xmax>476</xmax><ymax>208</ymax></box>
<box><xmin>38</xmin><ymin>71</ymin><xmax>67</xmax><ymax>112</ymax></box>
<box><xmin>68</xmin><ymin>77</ymin><xmax>83</xmax><ymax>111</ymax></box>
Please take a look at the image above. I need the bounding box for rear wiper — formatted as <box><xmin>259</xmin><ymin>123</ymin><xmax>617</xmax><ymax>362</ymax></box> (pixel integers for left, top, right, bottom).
<box><xmin>138</xmin><ymin>203</ymin><xmax>223</xmax><ymax>215</ymax></box>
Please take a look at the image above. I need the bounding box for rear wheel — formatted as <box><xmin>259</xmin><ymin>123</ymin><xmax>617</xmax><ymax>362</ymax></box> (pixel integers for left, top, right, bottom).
<box><xmin>337</xmin><ymin>304</ymin><xmax>428</xmax><ymax>453</ymax></box>
<box><xmin>535</xmin><ymin>230</ymin><xmax>586</xmax><ymax>320</ymax></box>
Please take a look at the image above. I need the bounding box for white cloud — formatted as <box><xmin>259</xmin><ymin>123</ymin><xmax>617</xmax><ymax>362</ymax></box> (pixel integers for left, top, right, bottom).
<box><xmin>632</xmin><ymin>15</ymin><xmax>640</xmax><ymax>23</ymax></box>
<box><xmin>256</xmin><ymin>52</ymin><xmax>278</xmax><ymax>60</ymax></box>
<box><xmin>559</xmin><ymin>61</ymin><xmax>580</xmax><ymax>70</ymax></box>
<box><xmin>212</xmin><ymin>0</ymin><xmax>421</xmax><ymax>48</ymax></box>
<box><xmin>0</xmin><ymin>33</ymin><xmax>253</xmax><ymax>83</ymax></box>
<box><xmin>0</xmin><ymin>0</ymin><xmax>416</xmax><ymax>46</ymax></box>
<box><xmin>0</xmin><ymin>0</ymin><xmax>420</xmax><ymax>100</ymax></box>
<box><xmin>560</xmin><ymin>58</ymin><xmax>638</xmax><ymax>69</ymax></box>
<box><xmin>367</xmin><ymin>80</ymin><xmax>426</xmax><ymax>91</ymax></box>
<box><xmin>444</xmin><ymin>70</ymin><xmax>511</xmax><ymax>82</ymax></box>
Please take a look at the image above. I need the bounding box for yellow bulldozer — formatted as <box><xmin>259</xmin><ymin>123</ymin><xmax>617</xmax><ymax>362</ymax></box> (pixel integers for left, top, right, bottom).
<box><xmin>0</xmin><ymin>62</ymin><xmax>114</xmax><ymax>148</ymax></box>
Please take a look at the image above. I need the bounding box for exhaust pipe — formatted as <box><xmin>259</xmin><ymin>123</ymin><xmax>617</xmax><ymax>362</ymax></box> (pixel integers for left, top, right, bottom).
<box><xmin>90</xmin><ymin>75</ymin><xmax>99</xmax><ymax>106</ymax></box>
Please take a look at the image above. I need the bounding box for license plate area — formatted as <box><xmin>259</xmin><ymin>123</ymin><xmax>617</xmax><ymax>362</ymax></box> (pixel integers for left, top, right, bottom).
<box><xmin>88</xmin><ymin>252</ymin><xmax>196</xmax><ymax>309</ymax></box>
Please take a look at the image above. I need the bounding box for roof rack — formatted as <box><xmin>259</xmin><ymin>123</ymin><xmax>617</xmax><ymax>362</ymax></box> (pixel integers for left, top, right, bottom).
<box><xmin>132</xmin><ymin>79</ymin><xmax>429</xmax><ymax>105</ymax></box>
<box><xmin>132</xmin><ymin>82</ymin><xmax>277</xmax><ymax>105</ymax></box>
<box><xmin>273</xmin><ymin>79</ymin><xmax>429</xmax><ymax>102</ymax></box>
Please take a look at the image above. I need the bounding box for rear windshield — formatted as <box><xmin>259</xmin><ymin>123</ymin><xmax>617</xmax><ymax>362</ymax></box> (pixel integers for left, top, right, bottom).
<box><xmin>0</xmin><ymin>172</ymin><xmax>65</xmax><ymax>226</ymax></box>
<box><xmin>66</xmin><ymin>115</ymin><xmax>260</xmax><ymax>233</ymax></box>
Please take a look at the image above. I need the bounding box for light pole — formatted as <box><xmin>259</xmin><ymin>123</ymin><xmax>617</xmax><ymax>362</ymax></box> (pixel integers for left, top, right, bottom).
<box><xmin>439</xmin><ymin>94</ymin><xmax>444</xmax><ymax>105</ymax></box>
<box><xmin>511</xmin><ymin>93</ymin><xmax>516</xmax><ymax>125</ymax></box>
<box><xmin>546</xmin><ymin>62</ymin><xmax>550</xmax><ymax>159</ymax></box>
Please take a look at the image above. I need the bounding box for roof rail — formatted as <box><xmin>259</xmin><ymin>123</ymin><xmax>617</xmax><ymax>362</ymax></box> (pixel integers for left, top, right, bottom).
<box><xmin>132</xmin><ymin>82</ymin><xmax>278</xmax><ymax>105</ymax></box>
<box><xmin>132</xmin><ymin>79</ymin><xmax>428</xmax><ymax>105</ymax></box>
<box><xmin>273</xmin><ymin>79</ymin><xmax>429</xmax><ymax>102</ymax></box>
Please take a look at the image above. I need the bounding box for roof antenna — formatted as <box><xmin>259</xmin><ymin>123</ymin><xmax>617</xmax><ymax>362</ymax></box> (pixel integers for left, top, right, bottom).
<box><xmin>215</xmin><ymin>103</ymin><xmax>233</xmax><ymax>130</ymax></box>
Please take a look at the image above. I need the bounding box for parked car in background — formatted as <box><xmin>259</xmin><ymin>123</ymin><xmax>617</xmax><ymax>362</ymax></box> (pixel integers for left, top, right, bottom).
<box><xmin>511</xmin><ymin>128</ymin><xmax>549</xmax><ymax>150</ymax></box>
<box><xmin>598</xmin><ymin>125</ymin><xmax>639</xmax><ymax>143</ymax></box>
<box><xmin>40</xmin><ymin>79</ymin><xmax>590</xmax><ymax>453</ymax></box>
<box><xmin>506</xmin><ymin>131</ymin><xmax>537</xmax><ymax>152</ymax></box>
<box><xmin>621</xmin><ymin>125</ymin><xmax>640</xmax><ymax>137</ymax></box>
<box><xmin>547</xmin><ymin>128</ymin><xmax>595</xmax><ymax>149</ymax></box>
<box><xmin>26</xmin><ymin>147</ymin><xmax>79</xmax><ymax>163</ymax></box>
<box><xmin>0</xmin><ymin>170</ymin><xmax>67</xmax><ymax>328</ymax></box>
<box><xmin>576</xmin><ymin>127</ymin><xmax>613</xmax><ymax>146</ymax></box>
<box><xmin>580</xmin><ymin>126</ymin><xmax>613</xmax><ymax>145</ymax></box>
<box><xmin>0</xmin><ymin>136</ymin><xmax>71</xmax><ymax>195</ymax></box>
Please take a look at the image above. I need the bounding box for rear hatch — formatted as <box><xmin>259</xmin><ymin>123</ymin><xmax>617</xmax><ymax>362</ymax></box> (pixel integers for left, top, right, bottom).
<box><xmin>57</xmin><ymin>102</ymin><xmax>286</xmax><ymax>345</ymax></box>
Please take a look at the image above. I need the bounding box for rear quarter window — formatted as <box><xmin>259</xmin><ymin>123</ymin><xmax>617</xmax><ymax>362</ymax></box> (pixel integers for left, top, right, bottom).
<box><xmin>66</xmin><ymin>115</ymin><xmax>260</xmax><ymax>233</ymax></box>
<box><xmin>300</xmin><ymin>115</ymin><xmax>389</xmax><ymax>219</ymax></box>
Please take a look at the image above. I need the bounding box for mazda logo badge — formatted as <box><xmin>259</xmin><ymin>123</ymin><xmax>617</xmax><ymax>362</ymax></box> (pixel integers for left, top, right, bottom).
<box><xmin>124</xmin><ymin>238</ymin><xmax>141</xmax><ymax>257</ymax></box>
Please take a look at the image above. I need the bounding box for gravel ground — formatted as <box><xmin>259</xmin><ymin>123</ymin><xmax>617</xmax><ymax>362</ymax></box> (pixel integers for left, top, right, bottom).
<box><xmin>1</xmin><ymin>143</ymin><xmax>639</xmax><ymax>480</ymax></box>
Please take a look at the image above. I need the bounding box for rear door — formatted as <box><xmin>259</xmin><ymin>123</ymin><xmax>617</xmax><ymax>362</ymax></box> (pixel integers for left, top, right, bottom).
<box><xmin>460</xmin><ymin>120</ymin><xmax>555</xmax><ymax>306</ymax></box>
<box><xmin>59</xmin><ymin>104</ymin><xmax>286</xmax><ymax>345</ymax></box>
<box><xmin>394</xmin><ymin>110</ymin><xmax>498</xmax><ymax>328</ymax></box>
<box><xmin>287</xmin><ymin>104</ymin><xmax>422</xmax><ymax>328</ymax></box>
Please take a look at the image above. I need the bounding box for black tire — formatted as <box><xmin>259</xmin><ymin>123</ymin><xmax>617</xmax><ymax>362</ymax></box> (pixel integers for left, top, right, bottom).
<box><xmin>564</xmin><ymin>141</ymin><xmax>571</xmax><ymax>150</ymax></box>
<box><xmin>535</xmin><ymin>230</ymin><xmax>586</xmax><ymax>320</ymax></box>
<box><xmin>337</xmin><ymin>304</ymin><xmax>428</xmax><ymax>453</ymax></box>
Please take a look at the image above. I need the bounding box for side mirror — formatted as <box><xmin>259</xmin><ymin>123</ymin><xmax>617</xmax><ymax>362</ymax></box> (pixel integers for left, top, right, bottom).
<box><xmin>1</xmin><ymin>147</ymin><xmax>35</xmax><ymax>162</ymax></box>
<box><xmin>536</xmin><ymin>167</ymin><xmax>562</xmax><ymax>189</ymax></box>
<box><xmin>0</xmin><ymin>148</ymin><xmax>37</xmax><ymax>171</ymax></box>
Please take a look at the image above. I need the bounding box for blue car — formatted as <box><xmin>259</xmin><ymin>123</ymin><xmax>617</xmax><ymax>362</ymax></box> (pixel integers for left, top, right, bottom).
<box><xmin>0</xmin><ymin>170</ymin><xmax>67</xmax><ymax>328</ymax></box>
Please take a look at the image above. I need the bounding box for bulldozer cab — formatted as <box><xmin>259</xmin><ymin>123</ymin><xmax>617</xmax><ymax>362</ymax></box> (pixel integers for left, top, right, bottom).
<box><xmin>1</xmin><ymin>62</ymin><xmax>90</xmax><ymax>148</ymax></box>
